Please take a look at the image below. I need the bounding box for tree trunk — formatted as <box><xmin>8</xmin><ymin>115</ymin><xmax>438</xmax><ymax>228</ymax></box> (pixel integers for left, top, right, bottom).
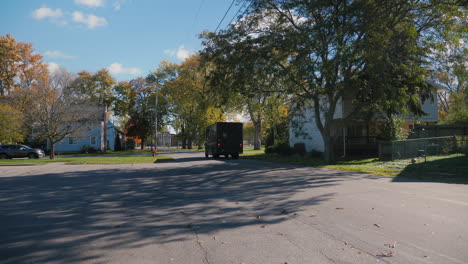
<box><xmin>182</xmin><ymin>136</ymin><xmax>187</xmax><ymax>149</ymax></box>
<box><xmin>323</xmin><ymin>133</ymin><xmax>336</xmax><ymax>165</ymax></box>
<box><xmin>103</xmin><ymin>106</ymin><xmax>108</xmax><ymax>153</ymax></box>
<box><xmin>141</xmin><ymin>138</ymin><xmax>145</xmax><ymax>150</ymax></box>
<box><xmin>187</xmin><ymin>137</ymin><xmax>193</xmax><ymax>149</ymax></box>
<box><xmin>50</xmin><ymin>141</ymin><xmax>56</xmax><ymax>159</ymax></box>
<box><xmin>253</xmin><ymin>120</ymin><xmax>262</xmax><ymax>150</ymax></box>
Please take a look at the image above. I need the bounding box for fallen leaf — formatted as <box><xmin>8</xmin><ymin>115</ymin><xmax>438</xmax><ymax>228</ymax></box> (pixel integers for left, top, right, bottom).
<box><xmin>344</xmin><ymin>242</ymin><xmax>349</xmax><ymax>245</ymax></box>
<box><xmin>374</xmin><ymin>224</ymin><xmax>381</xmax><ymax>228</ymax></box>
<box><xmin>261</xmin><ymin>225</ymin><xmax>267</xmax><ymax>228</ymax></box>
<box><xmin>336</xmin><ymin>208</ymin><xmax>344</xmax><ymax>210</ymax></box>
<box><xmin>357</xmin><ymin>251</ymin><xmax>362</xmax><ymax>254</ymax></box>
<box><xmin>376</xmin><ymin>251</ymin><xmax>395</xmax><ymax>257</ymax></box>
<box><xmin>235</xmin><ymin>202</ymin><xmax>239</xmax><ymax>204</ymax></box>
<box><xmin>309</xmin><ymin>213</ymin><xmax>317</xmax><ymax>217</ymax></box>
<box><xmin>256</xmin><ymin>216</ymin><xmax>261</xmax><ymax>219</ymax></box>
<box><xmin>213</xmin><ymin>236</ymin><xmax>216</xmax><ymax>240</ymax></box>
<box><xmin>186</xmin><ymin>224</ymin><xmax>193</xmax><ymax>229</ymax></box>
<box><xmin>281</xmin><ymin>209</ymin><xmax>289</xmax><ymax>214</ymax></box>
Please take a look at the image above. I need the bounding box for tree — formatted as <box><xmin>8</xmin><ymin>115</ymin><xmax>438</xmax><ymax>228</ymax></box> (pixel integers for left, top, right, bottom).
<box><xmin>17</xmin><ymin>66</ymin><xmax>99</xmax><ymax>159</ymax></box>
<box><xmin>0</xmin><ymin>34</ymin><xmax>48</xmax><ymax>97</ymax></box>
<box><xmin>0</xmin><ymin>103</ymin><xmax>24</xmax><ymax>143</ymax></box>
<box><xmin>122</xmin><ymin>78</ymin><xmax>157</xmax><ymax>149</ymax></box>
<box><xmin>201</xmin><ymin>29</ymin><xmax>291</xmax><ymax>150</ymax></box>
<box><xmin>203</xmin><ymin>0</ymin><xmax>465</xmax><ymax>164</ymax></box>
<box><xmin>0</xmin><ymin>34</ymin><xmax>19</xmax><ymax>97</ymax></box>
<box><xmin>163</xmin><ymin>56</ymin><xmax>225</xmax><ymax>149</ymax></box>
<box><xmin>69</xmin><ymin>69</ymin><xmax>116</xmax><ymax>151</ymax></box>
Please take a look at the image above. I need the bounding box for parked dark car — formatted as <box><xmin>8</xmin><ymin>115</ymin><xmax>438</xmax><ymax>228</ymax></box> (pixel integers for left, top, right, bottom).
<box><xmin>0</xmin><ymin>144</ymin><xmax>45</xmax><ymax>159</ymax></box>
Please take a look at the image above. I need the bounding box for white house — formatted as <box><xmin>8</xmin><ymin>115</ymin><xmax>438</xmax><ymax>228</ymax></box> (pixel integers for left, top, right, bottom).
<box><xmin>289</xmin><ymin>89</ymin><xmax>439</xmax><ymax>155</ymax></box>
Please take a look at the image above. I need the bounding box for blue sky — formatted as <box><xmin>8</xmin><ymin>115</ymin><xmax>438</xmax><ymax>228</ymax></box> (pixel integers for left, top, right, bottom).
<box><xmin>0</xmin><ymin>0</ymin><xmax>245</xmax><ymax>80</ymax></box>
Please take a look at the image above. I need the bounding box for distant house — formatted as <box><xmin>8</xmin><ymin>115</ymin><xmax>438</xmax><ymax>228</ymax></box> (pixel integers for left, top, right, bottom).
<box><xmin>289</xmin><ymin>86</ymin><xmax>439</xmax><ymax>156</ymax></box>
<box><xmin>50</xmin><ymin>105</ymin><xmax>125</xmax><ymax>153</ymax></box>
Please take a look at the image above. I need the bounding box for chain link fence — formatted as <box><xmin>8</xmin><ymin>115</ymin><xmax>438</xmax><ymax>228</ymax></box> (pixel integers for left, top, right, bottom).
<box><xmin>379</xmin><ymin>136</ymin><xmax>468</xmax><ymax>161</ymax></box>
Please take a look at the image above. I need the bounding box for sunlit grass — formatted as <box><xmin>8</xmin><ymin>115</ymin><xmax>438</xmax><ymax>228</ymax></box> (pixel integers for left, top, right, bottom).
<box><xmin>241</xmin><ymin>151</ymin><xmax>467</xmax><ymax>181</ymax></box>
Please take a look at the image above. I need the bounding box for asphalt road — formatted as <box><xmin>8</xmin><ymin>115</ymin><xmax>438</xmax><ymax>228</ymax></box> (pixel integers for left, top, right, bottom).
<box><xmin>1</xmin><ymin>150</ymin><xmax>467</xmax><ymax>264</ymax></box>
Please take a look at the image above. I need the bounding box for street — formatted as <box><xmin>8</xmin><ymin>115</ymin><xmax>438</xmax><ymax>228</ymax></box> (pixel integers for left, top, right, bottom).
<box><xmin>1</xmin><ymin>150</ymin><xmax>467</xmax><ymax>264</ymax></box>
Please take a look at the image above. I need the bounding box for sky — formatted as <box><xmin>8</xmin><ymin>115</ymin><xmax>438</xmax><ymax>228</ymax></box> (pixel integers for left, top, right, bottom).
<box><xmin>0</xmin><ymin>0</ymin><xmax>246</xmax><ymax>81</ymax></box>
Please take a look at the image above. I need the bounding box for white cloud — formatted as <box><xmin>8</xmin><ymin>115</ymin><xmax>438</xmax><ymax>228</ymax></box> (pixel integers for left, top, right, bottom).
<box><xmin>72</xmin><ymin>11</ymin><xmax>108</xmax><ymax>29</ymax></box>
<box><xmin>44</xmin><ymin>50</ymin><xmax>76</xmax><ymax>59</ymax></box>
<box><xmin>47</xmin><ymin>62</ymin><xmax>60</xmax><ymax>74</ymax></box>
<box><xmin>164</xmin><ymin>45</ymin><xmax>192</xmax><ymax>61</ymax></box>
<box><xmin>32</xmin><ymin>7</ymin><xmax>63</xmax><ymax>20</ymax></box>
<box><xmin>107</xmin><ymin>63</ymin><xmax>142</xmax><ymax>75</ymax></box>
<box><xmin>74</xmin><ymin>0</ymin><xmax>104</xmax><ymax>7</ymax></box>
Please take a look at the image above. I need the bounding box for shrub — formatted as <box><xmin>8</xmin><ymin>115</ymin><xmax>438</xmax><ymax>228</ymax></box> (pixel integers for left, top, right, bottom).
<box><xmin>80</xmin><ymin>145</ymin><xmax>90</xmax><ymax>154</ymax></box>
<box><xmin>265</xmin><ymin>141</ymin><xmax>294</xmax><ymax>155</ymax></box>
<box><xmin>293</xmin><ymin>142</ymin><xmax>306</xmax><ymax>156</ymax></box>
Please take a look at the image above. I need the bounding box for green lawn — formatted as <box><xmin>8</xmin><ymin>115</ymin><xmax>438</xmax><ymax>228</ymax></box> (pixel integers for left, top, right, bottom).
<box><xmin>242</xmin><ymin>152</ymin><xmax>468</xmax><ymax>183</ymax></box>
<box><xmin>0</xmin><ymin>155</ymin><xmax>173</xmax><ymax>165</ymax></box>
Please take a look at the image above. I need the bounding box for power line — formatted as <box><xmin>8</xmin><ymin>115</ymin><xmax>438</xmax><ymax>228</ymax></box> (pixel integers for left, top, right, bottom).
<box><xmin>214</xmin><ymin>0</ymin><xmax>236</xmax><ymax>32</ymax></box>
<box><xmin>227</xmin><ymin>0</ymin><xmax>248</xmax><ymax>27</ymax></box>
<box><xmin>228</xmin><ymin>0</ymin><xmax>253</xmax><ymax>30</ymax></box>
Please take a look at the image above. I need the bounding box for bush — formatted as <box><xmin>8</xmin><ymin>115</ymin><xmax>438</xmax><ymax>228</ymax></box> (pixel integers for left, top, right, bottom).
<box><xmin>308</xmin><ymin>149</ymin><xmax>323</xmax><ymax>158</ymax></box>
<box><xmin>293</xmin><ymin>142</ymin><xmax>306</xmax><ymax>156</ymax></box>
<box><xmin>265</xmin><ymin>141</ymin><xmax>294</xmax><ymax>155</ymax></box>
<box><xmin>80</xmin><ymin>145</ymin><xmax>90</xmax><ymax>154</ymax></box>
<box><xmin>80</xmin><ymin>145</ymin><xmax>97</xmax><ymax>154</ymax></box>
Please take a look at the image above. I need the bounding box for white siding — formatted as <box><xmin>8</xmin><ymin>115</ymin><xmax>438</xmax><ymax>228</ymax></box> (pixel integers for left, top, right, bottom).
<box><xmin>289</xmin><ymin>99</ymin><xmax>343</xmax><ymax>152</ymax></box>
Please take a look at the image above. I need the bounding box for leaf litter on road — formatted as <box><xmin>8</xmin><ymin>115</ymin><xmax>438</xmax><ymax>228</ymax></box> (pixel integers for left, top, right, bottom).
<box><xmin>377</xmin><ymin>251</ymin><xmax>395</xmax><ymax>257</ymax></box>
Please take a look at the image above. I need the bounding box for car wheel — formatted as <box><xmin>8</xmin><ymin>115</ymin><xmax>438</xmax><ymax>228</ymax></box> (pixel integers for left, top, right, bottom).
<box><xmin>0</xmin><ymin>154</ymin><xmax>7</xmax><ymax>159</ymax></box>
<box><xmin>205</xmin><ymin>151</ymin><xmax>209</xmax><ymax>158</ymax></box>
<box><xmin>213</xmin><ymin>154</ymin><xmax>219</xmax><ymax>159</ymax></box>
<box><xmin>28</xmin><ymin>153</ymin><xmax>39</xmax><ymax>159</ymax></box>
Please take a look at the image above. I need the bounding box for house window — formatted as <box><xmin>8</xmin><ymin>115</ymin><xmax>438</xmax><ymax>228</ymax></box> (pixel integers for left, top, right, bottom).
<box><xmin>90</xmin><ymin>136</ymin><xmax>97</xmax><ymax>145</ymax></box>
<box><xmin>69</xmin><ymin>137</ymin><xmax>78</xmax><ymax>144</ymax></box>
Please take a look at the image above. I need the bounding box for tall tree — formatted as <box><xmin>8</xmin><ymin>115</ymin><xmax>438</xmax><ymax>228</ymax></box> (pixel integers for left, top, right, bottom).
<box><xmin>0</xmin><ymin>103</ymin><xmax>24</xmax><ymax>143</ymax></box>
<box><xmin>17</xmin><ymin>66</ymin><xmax>98</xmax><ymax>159</ymax></box>
<box><xmin>203</xmin><ymin>0</ymin><xmax>464</xmax><ymax>164</ymax></box>
<box><xmin>164</xmin><ymin>55</ymin><xmax>225</xmax><ymax>149</ymax></box>
<box><xmin>0</xmin><ymin>34</ymin><xmax>48</xmax><ymax>97</ymax></box>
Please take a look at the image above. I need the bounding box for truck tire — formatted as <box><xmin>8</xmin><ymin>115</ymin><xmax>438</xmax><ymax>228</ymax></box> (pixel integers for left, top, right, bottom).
<box><xmin>0</xmin><ymin>154</ymin><xmax>7</xmax><ymax>159</ymax></box>
<box><xmin>232</xmin><ymin>153</ymin><xmax>239</xmax><ymax>159</ymax></box>
<box><xmin>205</xmin><ymin>151</ymin><xmax>209</xmax><ymax>158</ymax></box>
<box><xmin>213</xmin><ymin>154</ymin><xmax>219</xmax><ymax>159</ymax></box>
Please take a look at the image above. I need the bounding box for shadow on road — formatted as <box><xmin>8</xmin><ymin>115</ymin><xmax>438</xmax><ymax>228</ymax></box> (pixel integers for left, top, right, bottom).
<box><xmin>0</xmin><ymin>159</ymin><xmax>362</xmax><ymax>263</ymax></box>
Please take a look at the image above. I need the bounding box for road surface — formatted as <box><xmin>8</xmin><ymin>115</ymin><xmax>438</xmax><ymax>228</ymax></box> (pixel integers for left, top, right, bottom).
<box><xmin>1</xmin><ymin>150</ymin><xmax>467</xmax><ymax>264</ymax></box>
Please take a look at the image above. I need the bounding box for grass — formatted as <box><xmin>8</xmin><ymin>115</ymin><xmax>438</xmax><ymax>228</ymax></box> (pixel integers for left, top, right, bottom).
<box><xmin>241</xmin><ymin>151</ymin><xmax>468</xmax><ymax>182</ymax></box>
<box><xmin>0</xmin><ymin>155</ymin><xmax>173</xmax><ymax>165</ymax></box>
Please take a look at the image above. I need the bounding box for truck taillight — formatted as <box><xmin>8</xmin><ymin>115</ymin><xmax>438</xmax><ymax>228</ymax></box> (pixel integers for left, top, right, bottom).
<box><xmin>240</xmin><ymin>144</ymin><xmax>243</xmax><ymax>146</ymax></box>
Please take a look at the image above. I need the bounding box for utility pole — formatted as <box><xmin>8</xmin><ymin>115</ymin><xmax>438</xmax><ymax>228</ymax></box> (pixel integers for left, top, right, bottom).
<box><xmin>154</xmin><ymin>85</ymin><xmax>158</xmax><ymax>152</ymax></box>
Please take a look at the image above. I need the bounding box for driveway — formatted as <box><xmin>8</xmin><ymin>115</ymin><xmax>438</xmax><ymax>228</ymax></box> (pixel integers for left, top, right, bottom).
<box><xmin>1</xmin><ymin>151</ymin><xmax>467</xmax><ymax>264</ymax></box>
